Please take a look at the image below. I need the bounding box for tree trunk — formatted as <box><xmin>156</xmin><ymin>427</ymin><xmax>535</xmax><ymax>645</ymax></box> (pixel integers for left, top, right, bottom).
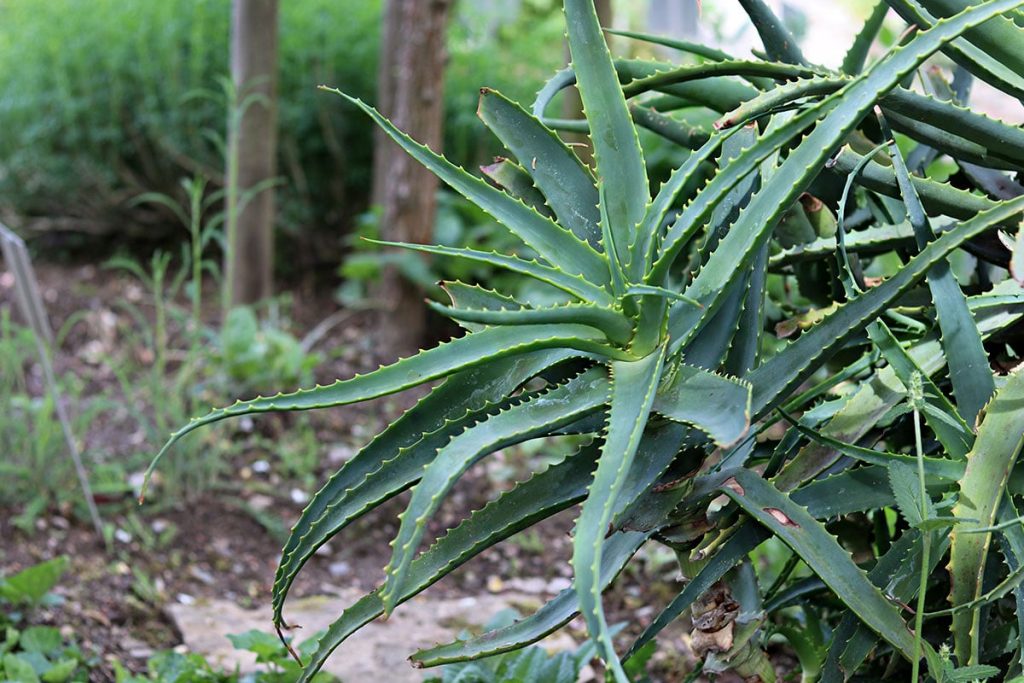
<box><xmin>371</xmin><ymin>0</ymin><xmax>452</xmax><ymax>358</ymax></box>
<box><xmin>562</xmin><ymin>0</ymin><xmax>613</xmax><ymax>166</ymax></box>
<box><xmin>225</xmin><ymin>0</ymin><xmax>279</xmax><ymax>310</ymax></box>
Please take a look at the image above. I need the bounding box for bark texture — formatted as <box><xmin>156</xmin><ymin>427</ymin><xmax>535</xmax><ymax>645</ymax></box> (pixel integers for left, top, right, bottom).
<box><xmin>371</xmin><ymin>0</ymin><xmax>452</xmax><ymax>358</ymax></box>
<box><xmin>226</xmin><ymin>0</ymin><xmax>279</xmax><ymax>308</ymax></box>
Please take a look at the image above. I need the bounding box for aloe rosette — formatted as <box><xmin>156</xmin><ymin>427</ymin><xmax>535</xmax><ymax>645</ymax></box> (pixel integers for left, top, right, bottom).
<box><xmin>148</xmin><ymin>1</ymin><xmax>1024</xmax><ymax>680</ymax></box>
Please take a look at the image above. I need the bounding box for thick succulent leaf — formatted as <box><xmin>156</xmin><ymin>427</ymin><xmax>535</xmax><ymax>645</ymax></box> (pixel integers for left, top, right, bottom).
<box><xmin>669</xmin><ymin>0</ymin><xmax>1024</xmax><ymax>350</ymax></box>
<box><xmin>917</xmin><ymin>0</ymin><xmax>1024</xmax><ymax>84</ymax></box>
<box><xmin>413</xmin><ymin>421</ymin><xmax>688</xmax><ymax>666</ymax></box>
<box><xmin>573</xmin><ymin>346</ymin><xmax>665</xmax><ymax>682</ymax></box>
<box><xmin>748</xmin><ymin>196</ymin><xmax>1024</xmax><ymax>419</ymax></box>
<box><xmin>781</xmin><ymin>413</ymin><xmax>965</xmax><ymax>481</ymax></box>
<box><xmin>146</xmin><ymin>323</ymin><xmax>622</xmax><ymax>487</ymax></box>
<box><xmin>480</xmin><ymin>158</ymin><xmax>555</xmax><ymax>218</ymax></box>
<box><xmin>884</xmin><ymin>0</ymin><xmax>1024</xmax><ymax>100</ymax></box>
<box><xmin>997</xmin><ymin>496</ymin><xmax>1024</xmax><ymax>671</ymax></box>
<box><xmin>776</xmin><ymin>284</ymin><xmax>1024</xmax><ymax>489</ymax></box>
<box><xmin>441</xmin><ymin>281</ymin><xmax>519</xmax><ymax>332</ymax></box>
<box><xmin>843</xmin><ymin>1</ymin><xmax>891</xmax><ymax>74</ymax></box>
<box><xmin>326</xmin><ymin>88</ymin><xmax>610</xmax><ymax>286</ymax></box>
<box><xmin>725</xmin><ymin>245</ymin><xmax>768</xmax><ymax>377</ymax></box>
<box><xmin>412</xmin><ymin>531</ymin><xmax>647</xmax><ymax>667</ymax></box>
<box><xmin>722</xmin><ymin>469</ymin><xmax>941</xmax><ymax>675</ymax></box>
<box><xmin>652</xmin><ymin>364</ymin><xmax>752</xmax><ymax>447</ymax></box>
<box><xmin>564</xmin><ymin>0</ymin><xmax>649</xmax><ymax>276</ymax></box>
<box><xmin>272</xmin><ymin>350</ymin><xmax>573</xmax><ymax>623</ymax></box>
<box><xmin>881</xmin><ymin>111</ymin><xmax>996</xmax><ymax>425</ymax></box>
<box><xmin>737</xmin><ymin>0</ymin><xmax>808</xmax><ymax>64</ymax></box>
<box><xmin>380</xmin><ymin>368</ymin><xmax>610</xmax><ymax>613</ymax></box>
<box><xmin>829</xmin><ymin>146</ymin><xmax>1001</xmax><ymax>221</ymax></box>
<box><xmin>867</xmin><ymin>321</ymin><xmax>973</xmax><ymax>458</ymax></box>
<box><xmin>366</xmin><ymin>239</ymin><xmax>616</xmax><ymax>306</ymax></box>
<box><xmin>428</xmin><ymin>300</ymin><xmax>634</xmax><ymax>346</ymax></box>
<box><xmin>822</xmin><ymin>528</ymin><xmax>950</xmax><ymax>681</ymax></box>
<box><xmin>477</xmin><ymin>88</ymin><xmax>601</xmax><ymax>247</ymax></box>
<box><xmin>293</xmin><ymin>442</ymin><xmax>603</xmax><ymax>682</ymax></box>
<box><xmin>769</xmin><ymin>222</ymin><xmax>916</xmax><ymax>268</ymax></box>
<box><xmin>950</xmin><ymin>366</ymin><xmax>1024</xmax><ymax>665</ymax></box>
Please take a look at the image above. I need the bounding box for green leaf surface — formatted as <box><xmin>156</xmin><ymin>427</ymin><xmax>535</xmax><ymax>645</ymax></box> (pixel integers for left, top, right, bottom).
<box><xmin>573</xmin><ymin>346</ymin><xmax>665</xmax><ymax>682</ymax></box>
<box><xmin>652</xmin><ymin>364</ymin><xmax>752</xmax><ymax>447</ymax></box>
<box><xmin>564</xmin><ymin>0</ymin><xmax>649</xmax><ymax>276</ymax></box>
<box><xmin>950</xmin><ymin>366</ymin><xmax>1024</xmax><ymax>665</ymax></box>
<box><xmin>380</xmin><ymin>368</ymin><xmax>610</xmax><ymax>613</ymax></box>
<box><xmin>477</xmin><ymin>88</ymin><xmax>601</xmax><ymax>247</ymax></box>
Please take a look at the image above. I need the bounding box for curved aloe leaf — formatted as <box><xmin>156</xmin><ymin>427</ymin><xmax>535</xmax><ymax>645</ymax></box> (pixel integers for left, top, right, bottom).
<box><xmin>919</xmin><ymin>0</ymin><xmax>1024</xmax><ymax>81</ymax></box>
<box><xmin>880</xmin><ymin>110</ymin><xmax>996</xmax><ymax>425</ymax></box>
<box><xmin>413</xmin><ymin>531</ymin><xmax>648</xmax><ymax>668</ymax></box>
<box><xmin>380</xmin><ymin>368</ymin><xmax>610</xmax><ymax>613</ymax></box>
<box><xmin>950</xmin><ymin>366</ymin><xmax>1024</xmax><ymax>665</ymax></box>
<box><xmin>843</xmin><ymin>1</ymin><xmax>891</xmax><ymax>74</ymax></box>
<box><xmin>564</xmin><ymin>0</ymin><xmax>648</xmax><ymax>276</ymax></box>
<box><xmin>748</xmin><ymin>196</ymin><xmax>1024</xmax><ymax>418</ymax></box>
<box><xmin>146</xmin><ymin>323</ymin><xmax>622</xmax><ymax>490</ymax></box>
<box><xmin>272</xmin><ymin>350</ymin><xmax>574</xmax><ymax>623</ymax></box>
<box><xmin>429</xmin><ymin>300</ymin><xmax>634</xmax><ymax>345</ymax></box>
<box><xmin>480</xmin><ymin>158</ymin><xmax>554</xmax><ymax>218</ymax></box>
<box><xmin>652</xmin><ymin>364</ymin><xmax>751</xmax><ymax>447</ymax></box>
<box><xmin>669</xmin><ymin>0</ymin><xmax>1024</xmax><ymax>352</ymax></box>
<box><xmin>366</xmin><ymin>239</ymin><xmax>616</xmax><ymax>306</ymax></box>
<box><xmin>324</xmin><ymin>88</ymin><xmax>611</xmax><ymax>287</ymax></box>
<box><xmin>722</xmin><ymin>469</ymin><xmax>941</xmax><ymax>676</ymax></box>
<box><xmin>477</xmin><ymin>88</ymin><xmax>601</xmax><ymax>247</ymax></box>
<box><xmin>293</xmin><ymin>442</ymin><xmax>604</xmax><ymax>682</ymax></box>
<box><xmin>738</xmin><ymin>0</ymin><xmax>808</xmax><ymax>64</ymax></box>
<box><xmin>573</xmin><ymin>346</ymin><xmax>665</xmax><ymax>682</ymax></box>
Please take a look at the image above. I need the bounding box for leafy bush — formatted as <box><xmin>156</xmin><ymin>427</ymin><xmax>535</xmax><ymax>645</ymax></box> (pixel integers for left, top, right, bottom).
<box><xmin>150</xmin><ymin>0</ymin><xmax>1024</xmax><ymax>681</ymax></box>
<box><xmin>0</xmin><ymin>0</ymin><xmax>565</xmax><ymax>254</ymax></box>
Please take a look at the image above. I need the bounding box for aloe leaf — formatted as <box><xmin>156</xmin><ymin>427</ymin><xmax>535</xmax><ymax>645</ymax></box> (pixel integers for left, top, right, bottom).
<box><xmin>780</xmin><ymin>412</ymin><xmax>965</xmax><ymax>481</ymax></box>
<box><xmin>886</xmin><ymin>110</ymin><xmax>1024</xmax><ymax>170</ymax></box>
<box><xmin>325</xmin><ymin>88</ymin><xmax>611</xmax><ymax>286</ymax></box>
<box><xmin>737</xmin><ymin>0</ymin><xmax>808</xmax><ymax>64</ymax></box>
<box><xmin>867</xmin><ymin>321</ymin><xmax>973</xmax><ymax>458</ymax></box>
<box><xmin>477</xmin><ymin>88</ymin><xmax>601</xmax><ymax>247</ymax></box>
<box><xmin>564</xmin><ymin>0</ymin><xmax>649</xmax><ymax>276</ymax></box>
<box><xmin>573</xmin><ymin>346</ymin><xmax>665</xmax><ymax>682</ymax></box>
<box><xmin>479</xmin><ymin>158</ymin><xmax>555</xmax><ymax>218</ymax></box>
<box><xmin>652</xmin><ymin>364</ymin><xmax>752</xmax><ymax>447</ymax></box>
<box><xmin>918</xmin><ymin>0</ymin><xmax>1024</xmax><ymax>78</ymax></box>
<box><xmin>725</xmin><ymin>245</ymin><xmax>768</xmax><ymax>377</ymax></box>
<box><xmin>293</xmin><ymin>443</ymin><xmax>603</xmax><ymax>682</ymax></box>
<box><xmin>769</xmin><ymin>222</ymin><xmax>917</xmax><ymax>268</ymax></box>
<box><xmin>380</xmin><ymin>368</ymin><xmax>610</xmax><ymax>613</ymax></box>
<box><xmin>1014</xmin><ymin>225</ymin><xmax>1024</xmax><ymax>284</ymax></box>
<box><xmin>365</xmin><ymin>239</ymin><xmax>616</xmax><ymax>306</ymax></box>
<box><xmin>950</xmin><ymin>366</ymin><xmax>1024</xmax><ymax>665</ymax></box>
<box><xmin>880</xmin><ymin>110</ymin><xmax>996</xmax><ymax>425</ymax></box>
<box><xmin>822</xmin><ymin>528</ymin><xmax>950</xmax><ymax>681</ymax></box>
<box><xmin>669</xmin><ymin>0</ymin><xmax>1024</xmax><ymax>351</ymax></box>
<box><xmin>748</xmin><ymin>196</ymin><xmax>1024</xmax><ymax>419</ymax></box>
<box><xmin>829</xmin><ymin>146</ymin><xmax>1001</xmax><ymax>220</ymax></box>
<box><xmin>412</xmin><ymin>531</ymin><xmax>648</xmax><ymax>667</ymax></box>
<box><xmin>996</xmin><ymin>496</ymin><xmax>1024</xmax><ymax>671</ymax></box>
<box><xmin>271</xmin><ymin>350</ymin><xmax>572</xmax><ymax>623</ymax></box>
<box><xmin>722</xmin><ymin>470</ymin><xmax>941</xmax><ymax>675</ymax></box>
<box><xmin>843</xmin><ymin>2</ymin><xmax>891</xmax><ymax>74</ymax></box>
<box><xmin>414</xmin><ymin>421</ymin><xmax>687</xmax><ymax>666</ymax></box>
<box><xmin>440</xmin><ymin>282</ymin><xmax>520</xmax><ymax>332</ymax></box>
<box><xmin>884</xmin><ymin>0</ymin><xmax>1024</xmax><ymax>100</ymax></box>
<box><xmin>428</xmin><ymin>300</ymin><xmax>634</xmax><ymax>346</ymax></box>
<box><xmin>146</xmin><ymin>323</ymin><xmax>622</xmax><ymax>488</ymax></box>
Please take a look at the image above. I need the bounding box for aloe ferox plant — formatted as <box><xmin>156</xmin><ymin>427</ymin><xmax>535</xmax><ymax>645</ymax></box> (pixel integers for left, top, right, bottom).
<box><xmin>148</xmin><ymin>0</ymin><xmax>1024</xmax><ymax>680</ymax></box>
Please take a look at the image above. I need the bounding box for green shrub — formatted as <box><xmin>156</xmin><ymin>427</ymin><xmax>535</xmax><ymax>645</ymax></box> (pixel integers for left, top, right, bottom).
<box><xmin>150</xmin><ymin>1</ymin><xmax>1024</xmax><ymax>681</ymax></box>
<box><xmin>0</xmin><ymin>0</ymin><xmax>564</xmax><ymax>256</ymax></box>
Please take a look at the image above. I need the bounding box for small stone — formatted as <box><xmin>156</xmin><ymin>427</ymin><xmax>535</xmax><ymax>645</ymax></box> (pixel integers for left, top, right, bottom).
<box><xmin>114</xmin><ymin>528</ymin><xmax>132</xmax><ymax>544</ymax></box>
<box><xmin>327</xmin><ymin>445</ymin><xmax>352</xmax><ymax>464</ymax></box>
<box><xmin>189</xmin><ymin>566</ymin><xmax>216</xmax><ymax>586</ymax></box>
<box><xmin>290</xmin><ymin>488</ymin><xmax>309</xmax><ymax>505</ymax></box>
<box><xmin>328</xmin><ymin>561</ymin><xmax>351</xmax><ymax>578</ymax></box>
<box><xmin>486</xmin><ymin>576</ymin><xmax>504</xmax><ymax>593</ymax></box>
<box><xmin>252</xmin><ymin>459</ymin><xmax>270</xmax><ymax>474</ymax></box>
<box><xmin>248</xmin><ymin>494</ymin><xmax>274</xmax><ymax>511</ymax></box>
<box><xmin>151</xmin><ymin>519</ymin><xmax>170</xmax><ymax>534</ymax></box>
<box><xmin>239</xmin><ymin>417</ymin><xmax>255</xmax><ymax>433</ymax></box>
<box><xmin>177</xmin><ymin>593</ymin><xmax>195</xmax><ymax>606</ymax></box>
<box><xmin>315</xmin><ymin>543</ymin><xmax>334</xmax><ymax>557</ymax></box>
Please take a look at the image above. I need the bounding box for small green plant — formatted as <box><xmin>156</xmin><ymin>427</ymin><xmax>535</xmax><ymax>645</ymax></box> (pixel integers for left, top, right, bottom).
<box><xmin>217</xmin><ymin>306</ymin><xmax>318</xmax><ymax>397</ymax></box>
<box><xmin>0</xmin><ymin>557</ymin><xmax>69</xmax><ymax>617</ymax></box>
<box><xmin>150</xmin><ymin>1</ymin><xmax>1024</xmax><ymax>681</ymax></box>
<box><xmin>0</xmin><ymin>623</ymin><xmax>92</xmax><ymax>683</ymax></box>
